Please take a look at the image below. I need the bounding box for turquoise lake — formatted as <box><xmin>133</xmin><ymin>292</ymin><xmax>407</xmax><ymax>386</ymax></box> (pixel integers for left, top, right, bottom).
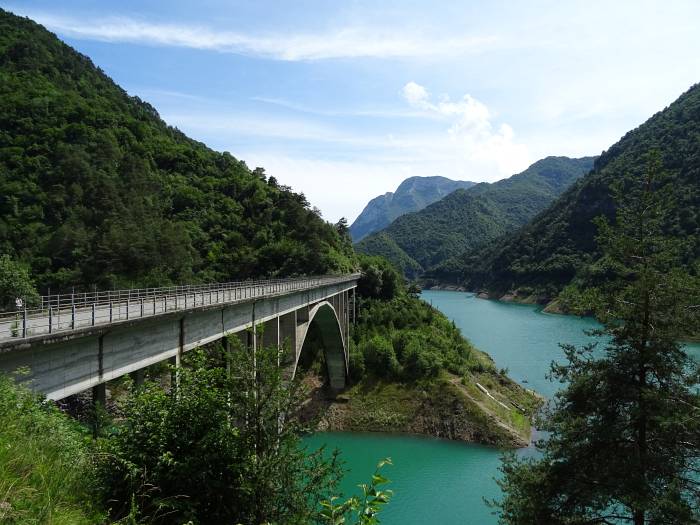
<box><xmin>305</xmin><ymin>290</ymin><xmax>700</xmax><ymax>524</ymax></box>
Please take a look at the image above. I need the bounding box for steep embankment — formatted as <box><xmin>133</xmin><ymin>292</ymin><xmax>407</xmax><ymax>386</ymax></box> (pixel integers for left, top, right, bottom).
<box><xmin>452</xmin><ymin>83</ymin><xmax>700</xmax><ymax>301</ymax></box>
<box><xmin>0</xmin><ymin>9</ymin><xmax>355</xmax><ymax>291</ymax></box>
<box><xmin>357</xmin><ymin>157</ymin><xmax>594</xmax><ymax>278</ymax></box>
<box><xmin>350</xmin><ymin>176</ymin><xmax>475</xmax><ymax>242</ymax></box>
<box><xmin>300</xmin><ymin>257</ymin><xmax>541</xmax><ymax>448</ymax></box>
<box><xmin>309</xmin><ymin>368</ymin><xmax>539</xmax><ymax>448</ymax></box>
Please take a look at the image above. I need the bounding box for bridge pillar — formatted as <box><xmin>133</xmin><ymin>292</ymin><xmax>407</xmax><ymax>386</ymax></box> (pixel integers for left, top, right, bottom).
<box><xmin>130</xmin><ymin>368</ymin><xmax>145</xmax><ymax>387</ymax></box>
<box><xmin>261</xmin><ymin>317</ymin><xmax>279</xmax><ymax>349</ymax></box>
<box><xmin>295</xmin><ymin>308</ymin><xmax>310</xmax><ymax>361</ymax></box>
<box><xmin>279</xmin><ymin>311</ymin><xmax>297</xmax><ymax>366</ymax></box>
<box><xmin>92</xmin><ymin>382</ymin><xmax>106</xmax><ymax>406</ymax></box>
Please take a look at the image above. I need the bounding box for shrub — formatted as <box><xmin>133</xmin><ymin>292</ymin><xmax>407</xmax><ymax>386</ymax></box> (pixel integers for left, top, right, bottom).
<box><xmin>362</xmin><ymin>335</ymin><xmax>401</xmax><ymax>378</ymax></box>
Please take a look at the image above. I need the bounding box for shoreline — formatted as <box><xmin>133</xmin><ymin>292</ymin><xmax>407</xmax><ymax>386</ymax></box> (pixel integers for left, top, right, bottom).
<box><xmin>302</xmin><ymin>373</ymin><xmax>540</xmax><ymax>450</ymax></box>
<box><xmin>425</xmin><ymin>288</ymin><xmax>700</xmax><ymax>345</ymax></box>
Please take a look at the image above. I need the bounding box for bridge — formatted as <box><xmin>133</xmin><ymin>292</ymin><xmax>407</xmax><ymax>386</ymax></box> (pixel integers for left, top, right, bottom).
<box><xmin>0</xmin><ymin>274</ymin><xmax>359</xmax><ymax>401</ymax></box>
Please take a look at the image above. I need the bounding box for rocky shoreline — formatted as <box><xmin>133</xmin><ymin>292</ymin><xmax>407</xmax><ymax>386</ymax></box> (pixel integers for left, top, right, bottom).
<box><xmin>302</xmin><ymin>373</ymin><xmax>540</xmax><ymax>449</ymax></box>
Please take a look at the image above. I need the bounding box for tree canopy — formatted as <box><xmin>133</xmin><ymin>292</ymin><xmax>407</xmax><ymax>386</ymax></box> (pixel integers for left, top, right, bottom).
<box><xmin>0</xmin><ymin>9</ymin><xmax>355</xmax><ymax>293</ymax></box>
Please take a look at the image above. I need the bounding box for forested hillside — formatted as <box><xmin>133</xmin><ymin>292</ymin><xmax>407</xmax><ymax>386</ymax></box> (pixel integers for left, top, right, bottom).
<box><xmin>0</xmin><ymin>10</ymin><xmax>355</xmax><ymax>293</ymax></box>
<box><xmin>350</xmin><ymin>176</ymin><xmax>475</xmax><ymax>241</ymax></box>
<box><xmin>449</xmin><ymin>83</ymin><xmax>700</xmax><ymax>299</ymax></box>
<box><xmin>356</xmin><ymin>156</ymin><xmax>593</xmax><ymax>277</ymax></box>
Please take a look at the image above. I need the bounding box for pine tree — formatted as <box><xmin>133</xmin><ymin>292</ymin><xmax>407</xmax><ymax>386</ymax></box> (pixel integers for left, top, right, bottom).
<box><xmin>496</xmin><ymin>157</ymin><xmax>700</xmax><ymax>524</ymax></box>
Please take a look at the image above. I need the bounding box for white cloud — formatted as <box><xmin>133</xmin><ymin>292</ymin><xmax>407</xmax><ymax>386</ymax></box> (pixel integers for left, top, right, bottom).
<box><xmin>152</xmin><ymin>88</ymin><xmax>534</xmax><ymax>222</ymax></box>
<box><xmin>401</xmin><ymin>81</ymin><xmax>430</xmax><ymax>106</ymax></box>
<box><xmin>401</xmin><ymin>82</ymin><xmax>530</xmax><ymax>176</ymax></box>
<box><xmin>162</xmin><ymin>111</ymin><xmax>349</xmax><ymax>143</ymax></box>
<box><xmin>251</xmin><ymin>96</ymin><xmax>436</xmax><ymax>119</ymax></box>
<box><xmin>26</xmin><ymin>12</ymin><xmax>497</xmax><ymax>61</ymax></box>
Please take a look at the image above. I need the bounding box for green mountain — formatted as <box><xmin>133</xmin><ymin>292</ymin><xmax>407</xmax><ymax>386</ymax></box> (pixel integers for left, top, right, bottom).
<box><xmin>448</xmin><ymin>83</ymin><xmax>700</xmax><ymax>299</ymax></box>
<box><xmin>356</xmin><ymin>157</ymin><xmax>594</xmax><ymax>278</ymax></box>
<box><xmin>350</xmin><ymin>176</ymin><xmax>475</xmax><ymax>241</ymax></box>
<box><xmin>0</xmin><ymin>10</ymin><xmax>355</xmax><ymax>292</ymax></box>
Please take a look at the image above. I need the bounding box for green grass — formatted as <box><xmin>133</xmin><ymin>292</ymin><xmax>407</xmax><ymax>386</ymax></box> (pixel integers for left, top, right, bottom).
<box><xmin>0</xmin><ymin>375</ymin><xmax>102</xmax><ymax>524</ymax></box>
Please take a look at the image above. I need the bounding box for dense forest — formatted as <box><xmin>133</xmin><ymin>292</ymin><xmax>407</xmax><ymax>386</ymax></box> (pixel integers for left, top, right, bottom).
<box><xmin>350</xmin><ymin>176</ymin><xmax>474</xmax><ymax>241</ymax></box>
<box><xmin>356</xmin><ymin>156</ymin><xmax>593</xmax><ymax>277</ymax></box>
<box><xmin>0</xmin><ymin>10</ymin><xmax>355</xmax><ymax>294</ymax></box>
<box><xmin>442</xmin><ymin>84</ymin><xmax>700</xmax><ymax>300</ymax></box>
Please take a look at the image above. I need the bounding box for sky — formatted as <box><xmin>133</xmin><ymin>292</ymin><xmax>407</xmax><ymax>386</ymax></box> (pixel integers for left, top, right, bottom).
<box><xmin>4</xmin><ymin>1</ymin><xmax>700</xmax><ymax>222</ymax></box>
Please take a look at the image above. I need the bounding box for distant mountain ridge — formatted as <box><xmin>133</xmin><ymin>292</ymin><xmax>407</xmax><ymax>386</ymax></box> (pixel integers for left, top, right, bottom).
<box><xmin>350</xmin><ymin>176</ymin><xmax>475</xmax><ymax>241</ymax></box>
<box><xmin>441</xmin><ymin>83</ymin><xmax>700</xmax><ymax>300</ymax></box>
<box><xmin>356</xmin><ymin>156</ymin><xmax>595</xmax><ymax>278</ymax></box>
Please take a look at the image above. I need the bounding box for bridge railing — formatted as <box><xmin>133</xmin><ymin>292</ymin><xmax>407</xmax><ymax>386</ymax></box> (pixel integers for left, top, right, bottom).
<box><xmin>0</xmin><ymin>274</ymin><xmax>359</xmax><ymax>341</ymax></box>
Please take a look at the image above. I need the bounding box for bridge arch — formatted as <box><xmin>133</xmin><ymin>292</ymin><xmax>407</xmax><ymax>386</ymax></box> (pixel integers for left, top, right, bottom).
<box><xmin>292</xmin><ymin>301</ymin><xmax>347</xmax><ymax>390</ymax></box>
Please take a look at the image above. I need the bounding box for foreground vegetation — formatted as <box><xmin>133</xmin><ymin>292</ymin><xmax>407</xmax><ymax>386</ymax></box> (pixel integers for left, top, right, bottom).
<box><xmin>0</xmin><ymin>375</ymin><xmax>101</xmax><ymax>524</ymax></box>
<box><xmin>0</xmin><ymin>346</ymin><xmax>393</xmax><ymax>525</ymax></box>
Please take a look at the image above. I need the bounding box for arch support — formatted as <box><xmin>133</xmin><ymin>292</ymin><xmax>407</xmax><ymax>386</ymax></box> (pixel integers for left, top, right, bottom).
<box><xmin>293</xmin><ymin>300</ymin><xmax>347</xmax><ymax>390</ymax></box>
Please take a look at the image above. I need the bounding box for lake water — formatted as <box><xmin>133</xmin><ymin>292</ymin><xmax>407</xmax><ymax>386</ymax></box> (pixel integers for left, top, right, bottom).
<box><xmin>305</xmin><ymin>291</ymin><xmax>700</xmax><ymax>524</ymax></box>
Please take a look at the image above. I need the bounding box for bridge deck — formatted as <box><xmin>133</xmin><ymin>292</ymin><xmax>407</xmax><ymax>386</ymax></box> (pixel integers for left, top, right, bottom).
<box><xmin>0</xmin><ymin>274</ymin><xmax>359</xmax><ymax>344</ymax></box>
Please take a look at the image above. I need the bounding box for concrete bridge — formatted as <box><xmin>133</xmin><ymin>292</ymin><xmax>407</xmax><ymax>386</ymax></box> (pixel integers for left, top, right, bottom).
<box><xmin>0</xmin><ymin>274</ymin><xmax>359</xmax><ymax>400</ymax></box>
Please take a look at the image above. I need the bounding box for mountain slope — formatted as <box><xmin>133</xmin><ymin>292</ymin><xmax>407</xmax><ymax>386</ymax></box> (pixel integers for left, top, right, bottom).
<box><xmin>0</xmin><ymin>9</ymin><xmax>355</xmax><ymax>292</ymax></box>
<box><xmin>453</xmin><ymin>84</ymin><xmax>700</xmax><ymax>298</ymax></box>
<box><xmin>356</xmin><ymin>157</ymin><xmax>594</xmax><ymax>276</ymax></box>
<box><xmin>350</xmin><ymin>176</ymin><xmax>475</xmax><ymax>241</ymax></box>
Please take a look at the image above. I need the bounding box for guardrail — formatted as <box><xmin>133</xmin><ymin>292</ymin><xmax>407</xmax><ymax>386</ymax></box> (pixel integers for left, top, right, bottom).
<box><xmin>0</xmin><ymin>274</ymin><xmax>360</xmax><ymax>342</ymax></box>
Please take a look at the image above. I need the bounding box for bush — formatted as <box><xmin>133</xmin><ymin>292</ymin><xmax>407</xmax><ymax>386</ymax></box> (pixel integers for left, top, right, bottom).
<box><xmin>362</xmin><ymin>335</ymin><xmax>401</xmax><ymax>378</ymax></box>
<box><xmin>402</xmin><ymin>340</ymin><xmax>441</xmax><ymax>379</ymax></box>
<box><xmin>348</xmin><ymin>343</ymin><xmax>366</xmax><ymax>382</ymax></box>
<box><xmin>98</xmin><ymin>345</ymin><xmax>343</xmax><ymax>524</ymax></box>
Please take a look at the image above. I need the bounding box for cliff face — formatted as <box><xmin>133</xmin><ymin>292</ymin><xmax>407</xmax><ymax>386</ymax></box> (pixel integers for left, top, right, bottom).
<box><xmin>358</xmin><ymin>156</ymin><xmax>594</xmax><ymax>277</ymax></box>
<box><xmin>350</xmin><ymin>176</ymin><xmax>475</xmax><ymax>242</ymax></box>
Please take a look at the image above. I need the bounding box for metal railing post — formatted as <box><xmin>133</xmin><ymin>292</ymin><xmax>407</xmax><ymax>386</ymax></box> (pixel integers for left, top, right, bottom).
<box><xmin>140</xmin><ymin>298</ymin><xmax>144</xmax><ymax>317</ymax></box>
<box><xmin>91</xmin><ymin>303</ymin><xmax>96</xmax><ymax>326</ymax></box>
<box><xmin>22</xmin><ymin>308</ymin><xmax>27</xmax><ymax>338</ymax></box>
<box><xmin>71</xmin><ymin>304</ymin><xmax>76</xmax><ymax>329</ymax></box>
<box><xmin>109</xmin><ymin>302</ymin><xmax>113</xmax><ymax>323</ymax></box>
<box><xmin>48</xmin><ymin>307</ymin><xmax>53</xmax><ymax>333</ymax></box>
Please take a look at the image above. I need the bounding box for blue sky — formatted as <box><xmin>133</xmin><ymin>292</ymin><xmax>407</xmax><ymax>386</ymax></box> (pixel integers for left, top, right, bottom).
<box><xmin>5</xmin><ymin>1</ymin><xmax>700</xmax><ymax>222</ymax></box>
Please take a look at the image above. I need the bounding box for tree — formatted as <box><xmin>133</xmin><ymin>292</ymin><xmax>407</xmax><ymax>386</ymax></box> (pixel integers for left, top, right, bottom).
<box><xmin>357</xmin><ymin>255</ymin><xmax>402</xmax><ymax>301</ymax></box>
<box><xmin>496</xmin><ymin>159</ymin><xmax>700</xmax><ymax>524</ymax></box>
<box><xmin>336</xmin><ymin>217</ymin><xmax>350</xmax><ymax>238</ymax></box>
<box><xmin>0</xmin><ymin>254</ymin><xmax>40</xmax><ymax>309</ymax></box>
<box><xmin>99</xmin><ymin>341</ymin><xmax>345</xmax><ymax>524</ymax></box>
